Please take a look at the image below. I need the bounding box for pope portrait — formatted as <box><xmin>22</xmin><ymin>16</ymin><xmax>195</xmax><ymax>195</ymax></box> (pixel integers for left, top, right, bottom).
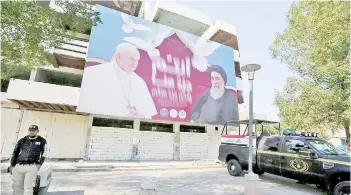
<box><xmin>78</xmin><ymin>43</ymin><xmax>157</xmax><ymax>119</ymax></box>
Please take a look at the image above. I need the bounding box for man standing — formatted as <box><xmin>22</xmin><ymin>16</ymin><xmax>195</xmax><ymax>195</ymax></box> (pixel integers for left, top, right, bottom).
<box><xmin>190</xmin><ymin>65</ymin><xmax>239</xmax><ymax>125</ymax></box>
<box><xmin>78</xmin><ymin>42</ymin><xmax>157</xmax><ymax>119</ymax></box>
<box><xmin>8</xmin><ymin>125</ymin><xmax>47</xmax><ymax>195</ymax></box>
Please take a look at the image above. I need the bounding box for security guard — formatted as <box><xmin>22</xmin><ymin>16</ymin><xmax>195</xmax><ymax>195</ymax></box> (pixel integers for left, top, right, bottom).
<box><xmin>7</xmin><ymin>125</ymin><xmax>47</xmax><ymax>195</ymax></box>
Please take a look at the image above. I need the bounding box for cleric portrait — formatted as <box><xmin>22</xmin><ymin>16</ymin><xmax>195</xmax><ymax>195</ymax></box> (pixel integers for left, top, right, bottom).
<box><xmin>190</xmin><ymin>65</ymin><xmax>239</xmax><ymax>125</ymax></box>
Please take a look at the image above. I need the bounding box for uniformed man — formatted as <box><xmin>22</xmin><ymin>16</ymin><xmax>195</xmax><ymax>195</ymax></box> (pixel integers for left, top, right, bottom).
<box><xmin>7</xmin><ymin>125</ymin><xmax>47</xmax><ymax>195</ymax></box>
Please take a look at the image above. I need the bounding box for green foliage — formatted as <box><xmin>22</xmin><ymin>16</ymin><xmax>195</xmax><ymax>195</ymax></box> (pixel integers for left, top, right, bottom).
<box><xmin>270</xmin><ymin>1</ymin><xmax>350</xmax><ymax>142</ymax></box>
<box><xmin>255</xmin><ymin>124</ymin><xmax>281</xmax><ymax>136</ymax></box>
<box><xmin>46</xmin><ymin>76</ymin><xmax>81</xmax><ymax>88</ymax></box>
<box><xmin>1</xmin><ymin>0</ymin><xmax>101</xmax><ymax>80</ymax></box>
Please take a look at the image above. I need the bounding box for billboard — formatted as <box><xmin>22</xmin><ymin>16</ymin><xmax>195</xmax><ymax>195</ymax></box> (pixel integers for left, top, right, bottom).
<box><xmin>77</xmin><ymin>5</ymin><xmax>239</xmax><ymax>125</ymax></box>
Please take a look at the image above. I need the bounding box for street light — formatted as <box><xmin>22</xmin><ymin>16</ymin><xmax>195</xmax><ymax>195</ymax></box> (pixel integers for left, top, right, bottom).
<box><xmin>241</xmin><ymin>63</ymin><xmax>261</xmax><ymax>181</ymax></box>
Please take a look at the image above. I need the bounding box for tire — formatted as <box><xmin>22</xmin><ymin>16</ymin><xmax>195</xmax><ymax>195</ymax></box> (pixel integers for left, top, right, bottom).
<box><xmin>333</xmin><ymin>181</ymin><xmax>350</xmax><ymax>195</ymax></box>
<box><xmin>253</xmin><ymin>168</ymin><xmax>265</xmax><ymax>175</ymax></box>
<box><xmin>227</xmin><ymin>159</ymin><xmax>242</xmax><ymax>177</ymax></box>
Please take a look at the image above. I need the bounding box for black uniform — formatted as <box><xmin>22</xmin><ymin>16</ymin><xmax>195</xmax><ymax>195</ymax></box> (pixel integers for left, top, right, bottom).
<box><xmin>11</xmin><ymin>135</ymin><xmax>47</xmax><ymax>166</ymax></box>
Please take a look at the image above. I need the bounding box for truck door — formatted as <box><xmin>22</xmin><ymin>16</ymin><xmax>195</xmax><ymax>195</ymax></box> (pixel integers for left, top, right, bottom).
<box><xmin>280</xmin><ymin>138</ymin><xmax>326</xmax><ymax>184</ymax></box>
<box><xmin>280</xmin><ymin>138</ymin><xmax>307</xmax><ymax>180</ymax></box>
<box><xmin>257</xmin><ymin>137</ymin><xmax>282</xmax><ymax>175</ymax></box>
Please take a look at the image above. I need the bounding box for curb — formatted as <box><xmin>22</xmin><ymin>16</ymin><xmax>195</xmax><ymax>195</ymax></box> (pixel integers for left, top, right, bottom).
<box><xmin>1</xmin><ymin>165</ymin><xmax>224</xmax><ymax>173</ymax></box>
<box><xmin>54</xmin><ymin>165</ymin><xmax>225</xmax><ymax>172</ymax></box>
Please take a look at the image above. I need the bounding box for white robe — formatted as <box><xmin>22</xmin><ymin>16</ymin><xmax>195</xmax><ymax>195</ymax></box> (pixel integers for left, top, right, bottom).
<box><xmin>77</xmin><ymin>61</ymin><xmax>157</xmax><ymax>118</ymax></box>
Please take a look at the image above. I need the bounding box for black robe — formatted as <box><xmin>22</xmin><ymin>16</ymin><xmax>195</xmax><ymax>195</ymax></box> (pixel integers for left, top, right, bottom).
<box><xmin>190</xmin><ymin>88</ymin><xmax>239</xmax><ymax>125</ymax></box>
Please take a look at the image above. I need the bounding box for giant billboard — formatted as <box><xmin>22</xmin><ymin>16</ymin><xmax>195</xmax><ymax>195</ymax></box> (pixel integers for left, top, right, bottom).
<box><xmin>77</xmin><ymin>5</ymin><xmax>239</xmax><ymax>125</ymax></box>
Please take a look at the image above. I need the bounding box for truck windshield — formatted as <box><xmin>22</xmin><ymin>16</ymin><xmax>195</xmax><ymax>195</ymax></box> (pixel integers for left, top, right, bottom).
<box><xmin>308</xmin><ymin>139</ymin><xmax>347</xmax><ymax>155</ymax></box>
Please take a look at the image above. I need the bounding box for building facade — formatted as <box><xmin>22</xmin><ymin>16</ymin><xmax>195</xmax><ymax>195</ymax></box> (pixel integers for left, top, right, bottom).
<box><xmin>1</xmin><ymin>0</ymin><xmax>255</xmax><ymax>161</ymax></box>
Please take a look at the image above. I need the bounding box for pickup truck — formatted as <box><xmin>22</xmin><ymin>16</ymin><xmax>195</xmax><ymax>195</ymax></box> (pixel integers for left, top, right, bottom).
<box><xmin>218</xmin><ymin>133</ymin><xmax>351</xmax><ymax>194</ymax></box>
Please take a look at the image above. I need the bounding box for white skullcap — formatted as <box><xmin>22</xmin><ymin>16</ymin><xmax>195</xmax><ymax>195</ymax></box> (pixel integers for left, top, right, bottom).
<box><xmin>115</xmin><ymin>43</ymin><xmax>140</xmax><ymax>58</ymax></box>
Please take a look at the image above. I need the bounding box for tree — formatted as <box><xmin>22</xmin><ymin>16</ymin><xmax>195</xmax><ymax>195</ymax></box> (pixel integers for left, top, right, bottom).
<box><xmin>1</xmin><ymin>0</ymin><xmax>101</xmax><ymax>80</ymax></box>
<box><xmin>270</xmin><ymin>1</ymin><xmax>350</xmax><ymax>147</ymax></box>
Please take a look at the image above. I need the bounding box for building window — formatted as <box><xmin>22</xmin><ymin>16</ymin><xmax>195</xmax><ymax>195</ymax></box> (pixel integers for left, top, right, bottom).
<box><xmin>92</xmin><ymin>117</ymin><xmax>133</xmax><ymax>129</ymax></box>
<box><xmin>140</xmin><ymin>122</ymin><xmax>173</xmax><ymax>133</ymax></box>
<box><xmin>180</xmin><ymin>125</ymin><xmax>206</xmax><ymax>133</ymax></box>
<box><xmin>263</xmin><ymin>137</ymin><xmax>281</xmax><ymax>152</ymax></box>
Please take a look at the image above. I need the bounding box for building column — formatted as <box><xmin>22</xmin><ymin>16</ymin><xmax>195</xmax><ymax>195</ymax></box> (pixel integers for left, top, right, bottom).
<box><xmin>132</xmin><ymin>119</ymin><xmax>141</xmax><ymax>160</ymax></box>
<box><xmin>29</xmin><ymin>69</ymin><xmax>37</xmax><ymax>81</ymax></box>
<box><xmin>173</xmin><ymin>123</ymin><xmax>180</xmax><ymax>160</ymax></box>
<box><xmin>83</xmin><ymin>115</ymin><xmax>93</xmax><ymax>160</ymax></box>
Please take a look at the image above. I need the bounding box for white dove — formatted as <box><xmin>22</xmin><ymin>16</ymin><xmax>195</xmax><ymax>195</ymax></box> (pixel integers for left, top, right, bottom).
<box><xmin>191</xmin><ymin>37</ymin><xmax>221</xmax><ymax>72</ymax></box>
<box><xmin>121</xmin><ymin>12</ymin><xmax>151</xmax><ymax>33</ymax></box>
<box><xmin>123</xmin><ymin>37</ymin><xmax>161</xmax><ymax>60</ymax></box>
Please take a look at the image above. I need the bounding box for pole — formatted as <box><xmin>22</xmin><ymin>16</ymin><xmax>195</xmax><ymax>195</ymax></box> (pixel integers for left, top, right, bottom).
<box><xmin>248</xmin><ymin>72</ymin><xmax>254</xmax><ymax>175</ymax></box>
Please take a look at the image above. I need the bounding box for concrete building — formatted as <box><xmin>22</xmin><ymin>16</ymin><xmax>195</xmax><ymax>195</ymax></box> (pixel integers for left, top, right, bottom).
<box><xmin>1</xmin><ymin>0</ymin><xmax>256</xmax><ymax>161</ymax></box>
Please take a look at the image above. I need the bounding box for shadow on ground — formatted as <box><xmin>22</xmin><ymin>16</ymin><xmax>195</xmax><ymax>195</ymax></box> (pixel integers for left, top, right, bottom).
<box><xmin>259</xmin><ymin>174</ymin><xmax>328</xmax><ymax>195</ymax></box>
<box><xmin>48</xmin><ymin>190</ymin><xmax>84</xmax><ymax>195</ymax></box>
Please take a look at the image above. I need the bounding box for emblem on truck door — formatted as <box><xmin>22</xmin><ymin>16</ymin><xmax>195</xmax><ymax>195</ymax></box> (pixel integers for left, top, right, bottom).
<box><xmin>289</xmin><ymin>159</ymin><xmax>309</xmax><ymax>172</ymax></box>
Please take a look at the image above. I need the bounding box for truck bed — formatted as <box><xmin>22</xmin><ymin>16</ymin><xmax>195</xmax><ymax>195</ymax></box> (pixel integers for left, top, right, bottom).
<box><xmin>218</xmin><ymin>143</ymin><xmax>257</xmax><ymax>170</ymax></box>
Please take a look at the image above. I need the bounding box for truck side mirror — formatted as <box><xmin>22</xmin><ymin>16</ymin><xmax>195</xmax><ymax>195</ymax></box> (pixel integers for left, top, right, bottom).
<box><xmin>298</xmin><ymin>148</ymin><xmax>318</xmax><ymax>159</ymax></box>
<box><xmin>310</xmin><ymin>151</ymin><xmax>318</xmax><ymax>159</ymax></box>
<box><xmin>295</xmin><ymin>143</ymin><xmax>305</xmax><ymax>147</ymax></box>
<box><xmin>291</xmin><ymin>146</ymin><xmax>300</xmax><ymax>152</ymax></box>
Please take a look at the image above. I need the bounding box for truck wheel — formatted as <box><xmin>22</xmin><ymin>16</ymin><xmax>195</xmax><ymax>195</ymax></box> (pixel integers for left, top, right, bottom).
<box><xmin>227</xmin><ymin>159</ymin><xmax>242</xmax><ymax>176</ymax></box>
<box><xmin>333</xmin><ymin>181</ymin><xmax>350</xmax><ymax>195</ymax></box>
<box><xmin>253</xmin><ymin>168</ymin><xmax>264</xmax><ymax>175</ymax></box>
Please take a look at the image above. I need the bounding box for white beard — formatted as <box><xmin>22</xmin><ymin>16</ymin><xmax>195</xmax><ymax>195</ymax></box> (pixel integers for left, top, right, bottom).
<box><xmin>210</xmin><ymin>87</ymin><xmax>225</xmax><ymax>100</ymax></box>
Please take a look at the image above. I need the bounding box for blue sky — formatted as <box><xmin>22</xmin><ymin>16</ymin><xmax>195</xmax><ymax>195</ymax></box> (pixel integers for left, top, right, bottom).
<box><xmin>173</xmin><ymin>1</ymin><xmax>296</xmax><ymax>121</ymax></box>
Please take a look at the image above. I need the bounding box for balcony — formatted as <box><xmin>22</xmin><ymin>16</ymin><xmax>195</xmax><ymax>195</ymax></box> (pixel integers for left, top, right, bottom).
<box><xmin>147</xmin><ymin>2</ymin><xmax>239</xmax><ymax>51</ymax></box>
<box><xmin>149</xmin><ymin>2</ymin><xmax>212</xmax><ymax>36</ymax></box>
<box><xmin>1</xmin><ymin>92</ymin><xmax>19</xmax><ymax>109</ymax></box>
<box><xmin>46</xmin><ymin>32</ymin><xmax>89</xmax><ymax>70</ymax></box>
<box><xmin>6</xmin><ymin>79</ymin><xmax>80</xmax><ymax>112</ymax></box>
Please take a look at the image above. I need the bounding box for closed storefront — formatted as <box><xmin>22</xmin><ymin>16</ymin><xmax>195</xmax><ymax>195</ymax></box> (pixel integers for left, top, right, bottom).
<box><xmin>88</xmin><ymin>127</ymin><xmax>134</xmax><ymax>160</ymax></box>
<box><xmin>137</xmin><ymin>122</ymin><xmax>174</xmax><ymax>160</ymax></box>
<box><xmin>1</xmin><ymin>108</ymin><xmax>23</xmax><ymax>159</ymax></box>
<box><xmin>179</xmin><ymin>125</ymin><xmax>208</xmax><ymax>160</ymax></box>
<box><xmin>16</xmin><ymin>110</ymin><xmax>88</xmax><ymax>159</ymax></box>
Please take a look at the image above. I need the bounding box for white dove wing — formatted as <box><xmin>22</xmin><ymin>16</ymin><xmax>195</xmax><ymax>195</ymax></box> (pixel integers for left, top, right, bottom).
<box><xmin>122</xmin><ymin>24</ymin><xmax>133</xmax><ymax>33</ymax></box>
<box><xmin>152</xmin><ymin>33</ymin><xmax>167</xmax><ymax>47</ymax></box>
<box><xmin>189</xmin><ymin>42</ymin><xmax>199</xmax><ymax>56</ymax></box>
<box><xmin>131</xmin><ymin>22</ymin><xmax>152</xmax><ymax>32</ymax></box>
<box><xmin>195</xmin><ymin>37</ymin><xmax>208</xmax><ymax>49</ymax></box>
<box><xmin>196</xmin><ymin>42</ymin><xmax>221</xmax><ymax>57</ymax></box>
<box><xmin>123</xmin><ymin>37</ymin><xmax>154</xmax><ymax>51</ymax></box>
<box><xmin>120</xmin><ymin>12</ymin><xmax>131</xmax><ymax>25</ymax></box>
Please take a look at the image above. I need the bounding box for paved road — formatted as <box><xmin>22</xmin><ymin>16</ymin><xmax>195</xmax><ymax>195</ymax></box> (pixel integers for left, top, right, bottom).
<box><xmin>1</xmin><ymin>168</ymin><xmax>326</xmax><ymax>195</ymax></box>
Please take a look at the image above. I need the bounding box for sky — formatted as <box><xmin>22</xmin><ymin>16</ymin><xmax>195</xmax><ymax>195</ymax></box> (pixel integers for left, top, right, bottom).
<box><xmin>169</xmin><ymin>1</ymin><xmax>296</xmax><ymax>121</ymax></box>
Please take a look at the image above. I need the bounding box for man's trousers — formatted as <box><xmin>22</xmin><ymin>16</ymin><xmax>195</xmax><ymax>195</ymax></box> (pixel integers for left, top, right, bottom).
<box><xmin>12</xmin><ymin>164</ymin><xmax>38</xmax><ymax>195</ymax></box>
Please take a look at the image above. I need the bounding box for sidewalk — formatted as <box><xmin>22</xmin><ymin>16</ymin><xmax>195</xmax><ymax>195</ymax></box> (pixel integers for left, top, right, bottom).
<box><xmin>1</xmin><ymin>159</ymin><xmax>225</xmax><ymax>173</ymax></box>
